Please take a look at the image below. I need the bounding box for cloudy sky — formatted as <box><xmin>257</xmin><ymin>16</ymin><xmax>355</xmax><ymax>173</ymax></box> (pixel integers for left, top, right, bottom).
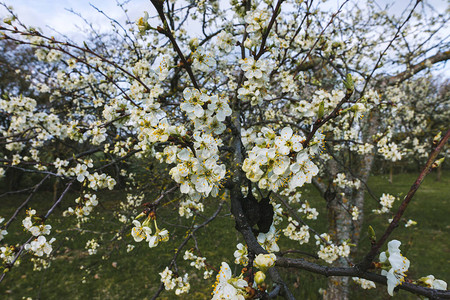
<box><xmin>1</xmin><ymin>0</ymin><xmax>448</xmax><ymax>76</ymax></box>
<box><xmin>1</xmin><ymin>0</ymin><xmax>447</xmax><ymax>37</ymax></box>
<box><xmin>1</xmin><ymin>0</ymin><xmax>150</xmax><ymax>40</ymax></box>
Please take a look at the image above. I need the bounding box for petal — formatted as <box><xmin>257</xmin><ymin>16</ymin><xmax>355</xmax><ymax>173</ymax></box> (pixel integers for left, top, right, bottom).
<box><xmin>388</xmin><ymin>240</ymin><xmax>401</xmax><ymax>254</ymax></box>
<box><xmin>280</xmin><ymin>127</ymin><xmax>293</xmax><ymax>139</ymax></box>
<box><xmin>194</xmin><ymin>105</ymin><xmax>204</xmax><ymax>118</ymax></box>
<box><xmin>148</xmin><ymin>236</ymin><xmax>158</xmax><ymax>248</ymax></box>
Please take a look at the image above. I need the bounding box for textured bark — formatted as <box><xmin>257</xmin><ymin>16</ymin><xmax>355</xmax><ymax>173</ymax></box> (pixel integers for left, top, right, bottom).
<box><xmin>324</xmin><ymin>112</ymin><xmax>379</xmax><ymax>299</ymax></box>
<box><xmin>324</xmin><ymin>161</ymin><xmax>351</xmax><ymax>300</ymax></box>
<box><xmin>352</xmin><ymin>112</ymin><xmax>379</xmax><ymax>247</ymax></box>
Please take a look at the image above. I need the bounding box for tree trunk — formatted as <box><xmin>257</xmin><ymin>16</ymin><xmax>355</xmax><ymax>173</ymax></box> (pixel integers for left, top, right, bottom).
<box><xmin>324</xmin><ymin>161</ymin><xmax>351</xmax><ymax>300</ymax></box>
<box><xmin>324</xmin><ymin>274</ymin><xmax>350</xmax><ymax>300</ymax></box>
<box><xmin>324</xmin><ymin>112</ymin><xmax>379</xmax><ymax>299</ymax></box>
<box><xmin>352</xmin><ymin>111</ymin><xmax>378</xmax><ymax>248</ymax></box>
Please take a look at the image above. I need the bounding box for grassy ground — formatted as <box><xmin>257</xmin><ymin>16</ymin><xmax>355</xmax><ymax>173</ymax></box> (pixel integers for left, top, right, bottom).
<box><xmin>0</xmin><ymin>171</ymin><xmax>448</xmax><ymax>299</ymax></box>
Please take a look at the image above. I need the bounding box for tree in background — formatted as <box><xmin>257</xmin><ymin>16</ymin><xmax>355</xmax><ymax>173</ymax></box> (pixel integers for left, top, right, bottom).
<box><xmin>0</xmin><ymin>0</ymin><xmax>449</xmax><ymax>299</ymax></box>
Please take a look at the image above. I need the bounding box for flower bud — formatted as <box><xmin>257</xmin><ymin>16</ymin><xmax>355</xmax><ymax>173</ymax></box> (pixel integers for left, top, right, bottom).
<box><xmin>368</xmin><ymin>225</ymin><xmax>376</xmax><ymax>243</ymax></box>
<box><xmin>254</xmin><ymin>271</ymin><xmax>266</xmax><ymax>285</ymax></box>
<box><xmin>254</xmin><ymin>253</ymin><xmax>276</xmax><ymax>272</ymax></box>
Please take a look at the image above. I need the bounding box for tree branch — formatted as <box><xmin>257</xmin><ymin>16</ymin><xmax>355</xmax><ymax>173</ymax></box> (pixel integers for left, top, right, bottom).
<box><xmin>150</xmin><ymin>0</ymin><xmax>199</xmax><ymax>90</ymax></box>
<box><xmin>276</xmin><ymin>256</ymin><xmax>450</xmax><ymax>299</ymax></box>
<box><xmin>358</xmin><ymin>128</ymin><xmax>450</xmax><ymax>271</ymax></box>
<box><xmin>386</xmin><ymin>50</ymin><xmax>450</xmax><ymax>86</ymax></box>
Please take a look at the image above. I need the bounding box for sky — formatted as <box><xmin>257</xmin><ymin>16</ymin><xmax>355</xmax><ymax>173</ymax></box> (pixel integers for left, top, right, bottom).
<box><xmin>2</xmin><ymin>0</ymin><xmax>447</xmax><ymax>38</ymax></box>
<box><xmin>0</xmin><ymin>0</ymin><xmax>150</xmax><ymax>40</ymax></box>
<box><xmin>1</xmin><ymin>0</ymin><xmax>448</xmax><ymax>77</ymax></box>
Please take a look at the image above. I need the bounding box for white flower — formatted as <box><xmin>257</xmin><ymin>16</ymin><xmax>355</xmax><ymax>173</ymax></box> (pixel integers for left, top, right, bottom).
<box><xmin>0</xmin><ymin>217</ymin><xmax>7</xmax><ymax>241</ymax></box>
<box><xmin>148</xmin><ymin>228</ymin><xmax>169</xmax><ymax>248</ymax></box>
<box><xmin>271</xmin><ymin>153</ymin><xmax>290</xmax><ymax>175</ymax></box>
<box><xmin>289</xmin><ymin>152</ymin><xmax>318</xmax><ymax>189</ymax></box>
<box><xmin>257</xmin><ymin>225</ymin><xmax>280</xmax><ymax>253</ymax></box>
<box><xmin>432</xmin><ymin>279</ymin><xmax>447</xmax><ymax>290</ymax></box>
<box><xmin>418</xmin><ymin>275</ymin><xmax>447</xmax><ymax>290</ymax></box>
<box><xmin>192</xmin><ymin>47</ymin><xmax>216</xmax><ymax>72</ymax></box>
<box><xmin>379</xmin><ymin>240</ymin><xmax>410</xmax><ymax>296</ymax></box>
<box><xmin>208</xmin><ymin>95</ymin><xmax>232</xmax><ymax>121</ymax></box>
<box><xmin>353</xmin><ymin>277</ymin><xmax>376</xmax><ymax>289</ymax></box>
<box><xmin>0</xmin><ymin>245</ymin><xmax>16</xmax><ymax>264</ymax></box>
<box><xmin>131</xmin><ymin>220</ymin><xmax>152</xmax><ymax>242</ymax></box>
<box><xmin>274</xmin><ymin>127</ymin><xmax>303</xmax><ymax>155</ymax></box>
<box><xmin>212</xmin><ymin>262</ymin><xmax>248</xmax><ymax>300</ymax></box>
<box><xmin>234</xmin><ymin>243</ymin><xmax>248</xmax><ymax>265</ymax></box>
<box><xmin>254</xmin><ymin>253</ymin><xmax>276</xmax><ymax>272</ymax></box>
<box><xmin>25</xmin><ymin>236</ymin><xmax>55</xmax><ymax>257</ymax></box>
<box><xmin>216</xmin><ymin>31</ymin><xmax>234</xmax><ymax>53</ymax></box>
<box><xmin>72</xmin><ymin>163</ymin><xmax>90</xmax><ymax>182</ymax></box>
<box><xmin>29</xmin><ymin>224</ymin><xmax>51</xmax><ymax>236</ymax></box>
<box><xmin>405</xmin><ymin>219</ymin><xmax>417</xmax><ymax>227</ymax></box>
<box><xmin>181</xmin><ymin>88</ymin><xmax>205</xmax><ymax>118</ymax></box>
<box><xmin>149</xmin><ymin>118</ymin><xmax>170</xmax><ymax>143</ymax></box>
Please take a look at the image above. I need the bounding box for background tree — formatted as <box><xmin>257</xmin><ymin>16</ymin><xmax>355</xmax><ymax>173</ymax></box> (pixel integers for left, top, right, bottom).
<box><xmin>0</xmin><ymin>0</ymin><xmax>448</xmax><ymax>299</ymax></box>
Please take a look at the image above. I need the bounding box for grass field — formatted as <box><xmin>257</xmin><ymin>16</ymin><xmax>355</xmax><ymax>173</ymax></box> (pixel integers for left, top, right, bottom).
<box><xmin>0</xmin><ymin>171</ymin><xmax>448</xmax><ymax>299</ymax></box>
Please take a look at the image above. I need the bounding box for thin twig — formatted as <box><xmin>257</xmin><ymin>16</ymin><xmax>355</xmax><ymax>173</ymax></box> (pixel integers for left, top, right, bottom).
<box><xmin>358</xmin><ymin>128</ymin><xmax>450</xmax><ymax>271</ymax></box>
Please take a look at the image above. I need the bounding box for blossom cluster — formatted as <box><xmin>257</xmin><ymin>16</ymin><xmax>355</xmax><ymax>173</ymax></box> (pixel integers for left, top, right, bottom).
<box><xmin>160</xmin><ymin>88</ymin><xmax>231</xmax><ymax>202</ymax></box>
<box><xmin>242</xmin><ymin>126</ymin><xmax>320</xmax><ymax>192</ymax></box>
<box><xmin>24</xmin><ymin>236</ymin><xmax>56</xmax><ymax>257</ymax></box>
<box><xmin>20</xmin><ymin>209</ymin><xmax>56</xmax><ymax>257</ymax></box>
<box><xmin>180</xmin><ymin>88</ymin><xmax>231</xmax><ymax>132</ymax></box>
<box><xmin>159</xmin><ymin>267</ymin><xmax>191</xmax><ymax>295</ymax></box>
<box><xmin>373</xmin><ymin>193</ymin><xmax>397</xmax><ymax>214</ymax></box>
<box><xmin>85</xmin><ymin>239</ymin><xmax>100</xmax><ymax>255</ymax></box>
<box><xmin>238</xmin><ymin>57</ymin><xmax>273</xmax><ymax>106</ymax></box>
<box><xmin>130</xmin><ymin>218</ymin><xmax>169</xmax><ymax>248</ymax></box>
<box><xmin>283</xmin><ymin>218</ymin><xmax>310</xmax><ymax>245</ymax></box>
<box><xmin>30</xmin><ymin>257</ymin><xmax>51</xmax><ymax>271</ymax></box>
<box><xmin>63</xmin><ymin>193</ymin><xmax>99</xmax><ymax>223</ymax></box>
<box><xmin>351</xmin><ymin>206</ymin><xmax>360</xmax><ymax>221</ymax></box>
<box><xmin>315</xmin><ymin>234</ymin><xmax>350</xmax><ymax>264</ymax></box>
<box><xmin>178</xmin><ymin>198</ymin><xmax>205</xmax><ymax>219</ymax></box>
<box><xmin>0</xmin><ymin>245</ymin><xmax>16</xmax><ymax>265</ymax></box>
<box><xmin>116</xmin><ymin>193</ymin><xmax>144</xmax><ymax>224</ymax></box>
<box><xmin>295</xmin><ymin>90</ymin><xmax>347</xmax><ymax>123</ymax></box>
<box><xmin>333</xmin><ymin>173</ymin><xmax>361</xmax><ymax>190</ymax></box>
<box><xmin>376</xmin><ymin>134</ymin><xmax>403</xmax><ymax>162</ymax></box>
<box><xmin>297</xmin><ymin>200</ymin><xmax>319</xmax><ymax>220</ymax></box>
<box><xmin>0</xmin><ymin>95</ymin><xmax>67</xmax><ymax>170</ymax></box>
<box><xmin>0</xmin><ymin>217</ymin><xmax>8</xmax><ymax>241</ymax></box>
<box><xmin>183</xmin><ymin>250</ymin><xmax>207</xmax><ymax>271</ymax></box>
<box><xmin>352</xmin><ymin>277</ymin><xmax>376</xmax><ymax>289</ymax></box>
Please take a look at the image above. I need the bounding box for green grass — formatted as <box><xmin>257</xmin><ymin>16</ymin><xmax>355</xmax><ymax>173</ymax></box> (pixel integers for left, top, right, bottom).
<box><xmin>0</xmin><ymin>171</ymin><xmax>448</xmax><ymax>299</ymax></box>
